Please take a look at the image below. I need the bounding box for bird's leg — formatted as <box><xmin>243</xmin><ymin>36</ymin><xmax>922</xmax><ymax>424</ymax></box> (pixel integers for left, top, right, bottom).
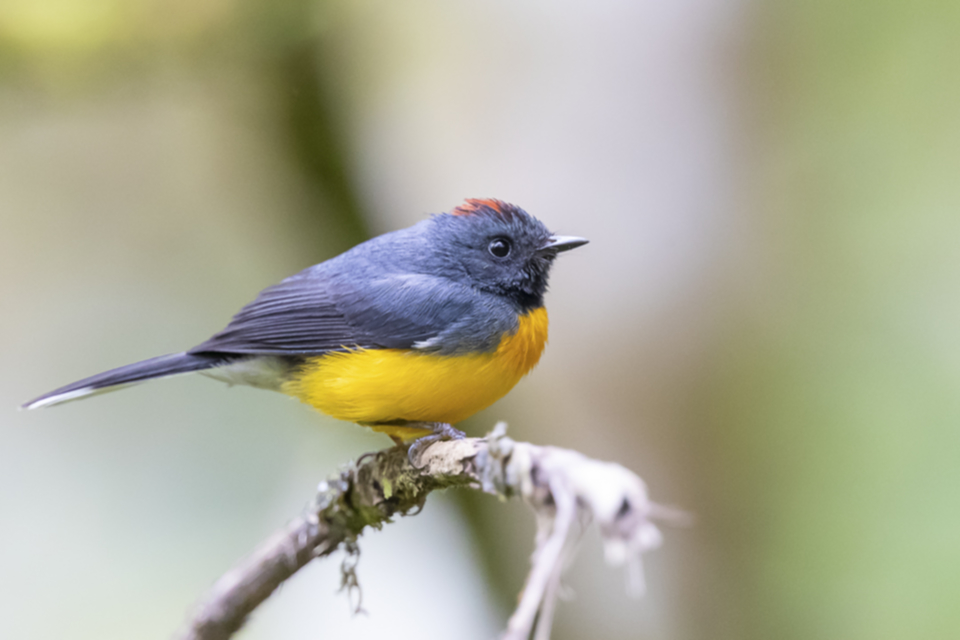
<box><xmin>406</xmin><ymin>422</ymin><xmax>466</xmax><ymax>467</ymax></box>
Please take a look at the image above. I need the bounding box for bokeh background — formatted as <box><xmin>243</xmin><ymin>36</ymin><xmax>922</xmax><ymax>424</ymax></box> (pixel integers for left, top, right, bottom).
<box><xmin>3</xmin><ymin>1</ymin><xmax>960</xmax><ymax>639</ymax></box>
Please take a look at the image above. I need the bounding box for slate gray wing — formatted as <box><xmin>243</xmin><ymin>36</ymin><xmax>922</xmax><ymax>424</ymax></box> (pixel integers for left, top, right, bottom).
<box><xmin>187</xmin><ymin>272</ymin><xmax>501</xmax><ymax>356</ymax></box>
<box><xmin>332</xmin><ymin>273</ymin><xmax>517</xmax><ymax>354</ymax></box>
<box><xmin>188</xmin><ymin>276</ymin><xmax>372</xmax><ymax>355</ymax></box>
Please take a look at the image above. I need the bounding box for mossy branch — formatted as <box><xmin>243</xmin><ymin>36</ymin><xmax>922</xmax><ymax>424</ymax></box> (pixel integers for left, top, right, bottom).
<box><xmin>175</xmin><ymin>424</ymin><xmax>675</xmax><ymax>640</ymax></box>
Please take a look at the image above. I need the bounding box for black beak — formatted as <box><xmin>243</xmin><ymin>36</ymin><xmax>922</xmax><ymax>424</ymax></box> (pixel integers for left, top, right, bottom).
<box><xmin>539</xmin><ymin>235</ymin><xmax>589</xmax><ymax>254</ymax></box>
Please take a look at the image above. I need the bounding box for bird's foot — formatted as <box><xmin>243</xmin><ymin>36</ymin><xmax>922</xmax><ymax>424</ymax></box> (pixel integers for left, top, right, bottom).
<box><xmin>406</xmin><ymin>423</ymin><xmax>465</xmax><ymax>468</ymax></box>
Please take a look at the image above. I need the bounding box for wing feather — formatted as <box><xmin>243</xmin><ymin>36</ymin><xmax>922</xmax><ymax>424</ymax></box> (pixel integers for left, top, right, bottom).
<box><xmin>187</xmin><ymin>271</ymin><xmax>498</xmax><ymax>357</ymax></box>
<box><xmin>189</xmin><ymin>277</ymin><xmax>373</xmax><ymax>355</ymax></box>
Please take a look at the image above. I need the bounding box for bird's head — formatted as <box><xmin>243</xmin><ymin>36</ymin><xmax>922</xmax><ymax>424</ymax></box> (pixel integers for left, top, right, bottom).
<box><xmin>427</xmin><ymin>199</ymin><xmax>588</xmax><ymax>312</ymax></box>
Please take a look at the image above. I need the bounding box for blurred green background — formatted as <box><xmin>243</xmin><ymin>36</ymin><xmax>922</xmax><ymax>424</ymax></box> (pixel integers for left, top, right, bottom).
<box><xmin>3</xmin><ymin>1</ymin><xmax>959</xmax><ymax>639</ymax></box>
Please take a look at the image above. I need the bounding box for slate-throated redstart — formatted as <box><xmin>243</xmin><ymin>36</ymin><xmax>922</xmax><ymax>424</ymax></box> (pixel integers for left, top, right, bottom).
<box><xmin>23</xmin><ymin>199</ymin><xmax>587</xmax><ymax>447</ymax></box>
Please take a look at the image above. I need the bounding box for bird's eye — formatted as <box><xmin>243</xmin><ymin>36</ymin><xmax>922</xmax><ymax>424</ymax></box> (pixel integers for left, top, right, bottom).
<box><xmin>488</xmin><ymin>237</ymin><xmax>511</xmax><ymax>258</ymax></box>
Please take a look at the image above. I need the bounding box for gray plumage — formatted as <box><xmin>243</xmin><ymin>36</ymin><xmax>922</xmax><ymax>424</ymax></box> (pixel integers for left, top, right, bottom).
<box><xmin>23</xmin><ymin>200</ymin><xmax>586</xmax><ymax>410</ymax></box>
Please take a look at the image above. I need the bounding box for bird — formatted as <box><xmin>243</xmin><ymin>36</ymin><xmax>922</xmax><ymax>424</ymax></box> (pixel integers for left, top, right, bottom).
<box><xmin>22</xmin><ymin>198</ymin><xmax>587</xmax><ymax>450</ymax></box>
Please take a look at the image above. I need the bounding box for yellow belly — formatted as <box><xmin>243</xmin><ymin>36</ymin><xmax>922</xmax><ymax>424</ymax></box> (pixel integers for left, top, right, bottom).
<box><xmin>281</xmin><ymin>307</ymin><xmax>548</xmax><ymax>427</ymax></box>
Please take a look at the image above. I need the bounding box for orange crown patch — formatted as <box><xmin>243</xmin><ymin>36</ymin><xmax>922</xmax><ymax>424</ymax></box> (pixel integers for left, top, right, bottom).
<box><xmin>451</xmin><ymin>198</ymin><xmax>519</xmax><ymax>220</ymax></box>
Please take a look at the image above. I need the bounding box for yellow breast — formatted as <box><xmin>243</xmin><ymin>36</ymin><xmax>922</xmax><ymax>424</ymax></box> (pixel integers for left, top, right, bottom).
<box><xmin>281</xmin><ymin>307</ymin><xmax>549</xmax><ymax>427</ymax></box>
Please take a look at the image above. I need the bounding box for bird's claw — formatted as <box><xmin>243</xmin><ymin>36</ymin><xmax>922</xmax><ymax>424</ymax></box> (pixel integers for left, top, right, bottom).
<box><xmin>407</xmin><ymin>423</ymin><xmax>465</xmax><ymax>468</ymax></box>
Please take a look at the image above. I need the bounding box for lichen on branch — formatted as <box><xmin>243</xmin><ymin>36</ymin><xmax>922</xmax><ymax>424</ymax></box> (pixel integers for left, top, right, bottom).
<box><xmin>176</xmin><ymin>423</ymin><xmax>676</xmax><ymax>640</ymax></box>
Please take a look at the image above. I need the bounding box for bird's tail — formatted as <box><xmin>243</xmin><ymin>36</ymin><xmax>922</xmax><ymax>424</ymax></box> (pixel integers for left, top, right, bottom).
<box><xmin>21</xmin><ymin>352</ymin><xmax>225</xmax><ymax>410</ymax></box>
